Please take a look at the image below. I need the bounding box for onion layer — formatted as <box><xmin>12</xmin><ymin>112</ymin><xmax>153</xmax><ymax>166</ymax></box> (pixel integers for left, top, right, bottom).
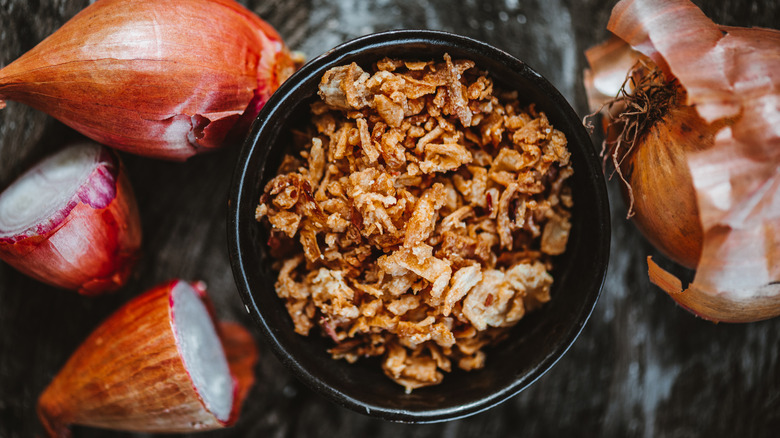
<box><xmin>0</xmin><ymin>0</ymin><xmax>296</xmax><ymax>160</ymax></box>
<box><xmin>0</xmin><ymin>142</ymin><xmax>141</xmax><ymax>295</ymax></box>
<box><xmin>37</xmin><ymin>279</ymin><xmax>259</xmax><ymax>437</ymax></box>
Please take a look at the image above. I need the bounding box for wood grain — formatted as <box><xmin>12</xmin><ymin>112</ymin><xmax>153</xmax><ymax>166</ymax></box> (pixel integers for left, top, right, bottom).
<box><xmin>1</xmin><ymin>0</ymin><xmax>778</xmax><ymax>437</ymax></box>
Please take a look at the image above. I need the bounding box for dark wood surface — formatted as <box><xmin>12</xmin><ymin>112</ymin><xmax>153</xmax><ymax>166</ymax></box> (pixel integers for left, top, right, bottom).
<box><xmin>1</xmin><ymin>1</ymin><xmax>778</xmax><ymax>437</ymax></box>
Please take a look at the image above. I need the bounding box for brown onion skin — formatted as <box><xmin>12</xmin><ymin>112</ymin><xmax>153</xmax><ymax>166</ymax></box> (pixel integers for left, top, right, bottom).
<box><xmin>648</xmin><ymin>257</ymin><xmax>780</xmax><ymax>323</ymax></box>
<box><xmin>619</xmin><ymin>103</ymin><xmax>720</xmax><ymax>269</ymax></box>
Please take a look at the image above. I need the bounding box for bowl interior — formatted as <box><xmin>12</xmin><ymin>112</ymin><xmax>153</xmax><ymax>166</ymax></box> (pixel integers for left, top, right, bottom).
<box><xmin>229</xmin><ymin>30</ymin><xmax>610</xmax><ymax>422</ymax></box>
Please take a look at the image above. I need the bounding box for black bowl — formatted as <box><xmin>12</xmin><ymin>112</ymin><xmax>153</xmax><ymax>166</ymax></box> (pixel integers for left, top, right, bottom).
<box><xmin>228</xmin><ymin>30</ymin><xmax>610</xmax><ymax>423</ymax></box>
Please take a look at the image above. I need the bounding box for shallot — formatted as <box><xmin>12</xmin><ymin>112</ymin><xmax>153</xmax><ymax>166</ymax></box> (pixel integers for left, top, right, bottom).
<box><xmin>0</xmin><ymin>0</ymin><xmax>296</xmax><ymax>160</ymax></box>
<box><xmin>0</xmin><ymin>142</ymin><xmax>141</xmax><ymax>295</ymax></box>
<box><xmin>584</xmin><ymin>0</ymin><xmax>780</xmax><ymax>322</ymax></box>
<box><xmin>37</xmin><ymin>279</ymin><xmax>258</xmax><ymax>436</ymax></box>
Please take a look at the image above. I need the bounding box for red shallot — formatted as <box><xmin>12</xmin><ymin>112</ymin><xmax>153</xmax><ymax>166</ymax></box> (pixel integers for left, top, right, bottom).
<box><xmin>0</xmin><ymin>0</ymin><xmax>297</xmax><ymax>160</ymax></box>
<box><xmin>37</xmin><ymin>279</ymin><xmax>259</xmax><ymax>437</ymax></box>
<box><xmin>0</xmin><ymin>142</ymin><xmax>141</xmax><ymax>295</ymax></box>
<box><xmin>584</xmin><ymin>0</ymin><xmax>780</xmax><ymax>322</ymax></box>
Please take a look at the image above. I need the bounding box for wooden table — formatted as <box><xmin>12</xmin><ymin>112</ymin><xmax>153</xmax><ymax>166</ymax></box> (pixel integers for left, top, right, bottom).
<box><xmin>1</xmin><ymin>1</ymin><xmax>778</xmax><ymax>436</ymax></box>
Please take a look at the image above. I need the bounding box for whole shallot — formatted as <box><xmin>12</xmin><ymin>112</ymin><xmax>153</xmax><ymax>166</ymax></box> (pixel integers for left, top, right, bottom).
<box><xmin>0</xmin><ymin>0</ymin><xmax>296</xmax><ymax>160</ymax></box>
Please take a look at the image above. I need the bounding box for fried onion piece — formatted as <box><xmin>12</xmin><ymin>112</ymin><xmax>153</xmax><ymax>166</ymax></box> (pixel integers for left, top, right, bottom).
<box><xmin>463</xmin><ymin>269</ymin><xmax>519</xmax><ymax>330</ymax></box>
<box><xmin>444</xmin><ymin>53</ymin><xmax>474</xmax><ymax>127</ymax></box>
<box><xmin>404</xmin><ymin>183</ymin><xmax>447</xmax><ymax>248</ymax></box>
<box><xmin>382</xmin><ymin>342</ymin><xmax>444</xmax><ymax>393</ymax></box>
<box><xmin>419</xmin><ymin>142</ymin><xmax>473</xmax><ymax>174</ymax></box>
<box><xmin>319</xmin><ymin>62</ymin><xmax>371</xmax><ymax>110</ymax></box>
<box><xmin>541</xmin><ymin>211</ymin><xmax>572</xmax><ymax>255</ymax></box>
<box><xmin>443</xmin><ymin>264</ymin><xmax>483</xmax><ymax>316</ymax></box>
<box><xmin>379</xmin><ymin>245</ymin><xmax>452</xmax><ymax>301</ymax></box>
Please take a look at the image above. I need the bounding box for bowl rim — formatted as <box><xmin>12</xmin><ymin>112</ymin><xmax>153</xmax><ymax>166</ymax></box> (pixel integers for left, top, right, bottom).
<box><xmin>228</xmin><ymin>29</ymin><xmax>610</xmax><ymax>423</ymax></box>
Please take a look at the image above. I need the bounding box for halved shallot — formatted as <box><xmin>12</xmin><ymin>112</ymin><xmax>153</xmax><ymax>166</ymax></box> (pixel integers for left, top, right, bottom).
<box><xmin>0</xmin><ymin>0</ymin><xmax>297</xmax><ymax>160</ymax></box>
<box><xmin>37</xmin><ymin>279</ymin><xmax>258</xmax><ymax>436</ymax></box>
<box><xmin>0</xmin><ymin>142</ymin><xmax>141</xmax><ymax>295</ymax></box>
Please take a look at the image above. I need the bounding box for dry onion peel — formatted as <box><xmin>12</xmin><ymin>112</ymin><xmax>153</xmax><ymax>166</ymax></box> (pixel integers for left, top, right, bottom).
<box><xmin>648</xmin><ymin>257</ymin><xmax>780</xmax><ymax>323</ymax></box>
<box><xmin>0</xmin><ymin>142</ymin><xmax>141</xmax><ymax>295</ymax></box>
<box><xmin>37</xmin><ymin>279</ymin><xmax>259</xmax><ymax>437</ymax></box>
<box><xmin>585</xmin><ymin>0</ymin><xmax>780</xmax><ymax>322</ymax></box>
<box><xmin>583</xmin><ymin>35</ymin><xmax>644</xmax><ymax>114</ymax></box>
<box><xmin>0</xmin><ymin>0</ymin><xmax>296</xmax><ymax>160</ymax></box>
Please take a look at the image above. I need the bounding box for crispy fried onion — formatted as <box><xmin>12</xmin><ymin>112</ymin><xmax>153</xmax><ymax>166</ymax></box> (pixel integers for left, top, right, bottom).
<box><xmin>257</xmin><ymin>55</ymin><xmax>573</xmax><ymax>392</ymax></box>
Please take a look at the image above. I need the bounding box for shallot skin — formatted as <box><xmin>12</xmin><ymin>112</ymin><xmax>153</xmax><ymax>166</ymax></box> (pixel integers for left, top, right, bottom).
<box><xmin>0</xmin><ymin>0</ymin><xmax>296</xmax><ymax>160</ymax></box>
<box><xmin>0</xmin><ymin>147</ymin><xmax>141</xmax><ymax>295</ymax></box>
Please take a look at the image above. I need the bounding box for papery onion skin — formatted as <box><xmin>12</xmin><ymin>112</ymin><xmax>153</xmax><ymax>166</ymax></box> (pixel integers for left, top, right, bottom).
<box><xmin>0</xmin><ymin>0</ymin><xmax>296</xmax><ymax>160</ymax></box>
<box><xmin>37</xmin><ymin>279</ymin><xmax>258</xmax><ymax>437</ymax></box>
<box><xmin>648</xmin><ymin>257</ymin><xmax>780</xmax><ymax>323</ymax></box>
<box><xmin>0</xmin><ymin>144</ymin><xmax>141</xmax><ymax>295</ymax></box>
